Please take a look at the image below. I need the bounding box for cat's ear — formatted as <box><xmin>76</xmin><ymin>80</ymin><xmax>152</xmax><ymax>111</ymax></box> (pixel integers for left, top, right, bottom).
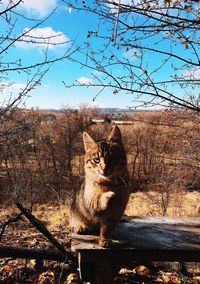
<box><xmin>83</xmin><ymin>132</ymin><xmax>96</xmax><ymax>152</ymax></box>
<box><xmin>108</xmin><ymin>126</ymin><xmax>122</xmax><ymax>144</ymax></box>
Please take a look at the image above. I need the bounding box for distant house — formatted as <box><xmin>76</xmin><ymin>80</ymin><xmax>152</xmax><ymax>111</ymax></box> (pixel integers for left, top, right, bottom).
<box><xmin>91</xmin><ymin>118</ymin><xmax>105</xmax><ymax>124</ymax></box>
<box><xmin>41</xmin><ymin>114</ymin><xmax>56</xmax><ymax>124</ymax></box>
<box><xmin>111</xmin><ymin>120</ymin><xmax>133</xmax><ymax>125</ymax></box>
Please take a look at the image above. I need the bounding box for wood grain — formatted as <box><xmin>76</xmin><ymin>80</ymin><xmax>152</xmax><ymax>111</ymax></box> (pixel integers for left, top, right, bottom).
<box><xmin>72</xmin><ymin>217</ymin><xmax>200</xmax><ymax>261</ymax></box>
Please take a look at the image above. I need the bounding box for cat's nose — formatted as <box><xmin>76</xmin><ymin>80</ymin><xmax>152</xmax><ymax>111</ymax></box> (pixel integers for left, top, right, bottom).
<box><xmin>103</xmin><ymin>168</ymin><xmax>109</xmax><ymax>176</ymax></box>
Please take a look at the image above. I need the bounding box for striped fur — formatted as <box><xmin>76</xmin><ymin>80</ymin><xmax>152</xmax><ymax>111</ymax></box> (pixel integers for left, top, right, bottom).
<box><xmin>70</xmin><ymin>126</ymin><xmax>130</xmax><ymax>248</ymax></box>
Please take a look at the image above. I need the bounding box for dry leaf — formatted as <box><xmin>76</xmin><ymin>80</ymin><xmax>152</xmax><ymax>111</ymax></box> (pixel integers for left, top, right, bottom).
<box><xmin>135</xmin><ymin>265</ymin><xmax>151</xmax><ymax>277</ymax></box>
<box><xmin>65</xmin><ymin>273</ymin><xmax>79</xmax><ymax>284</ymax></box>
<box><xmin>170</xmin><ymin>275</ymin><xmax>181</xmax><ymax>284</ymax></box>
<box><xmin>38</xmin><ymin>271</ymin><xmax>54</xmax><ymax>284</ymax></box>
<box><xmin>118</xmin><ymin>268</ymin><xmax>133</xmax><ymax>275</ymax></box>
<box><xmin>29</xmin><ymin>259</ymin><xmax>36</xmax><ymax>267</ymax></box>
<box><xmin>2</xmin><ymin>265</ymin><xmax>16</xmax><ymax>274</ymax></box>
<box><xmin>27</xmin><ymin>238</ymin><xmax>38</xmax><ymax>246</ymax></box>
<box><xmin>160</xmin><ymin>272</ymin><xmax>171</xmax><ymax>283</ymax></box>
<box><xmin>192</xmin><ymin>276</ymin><xmax>200</xmax><ymax>282</ymax></box>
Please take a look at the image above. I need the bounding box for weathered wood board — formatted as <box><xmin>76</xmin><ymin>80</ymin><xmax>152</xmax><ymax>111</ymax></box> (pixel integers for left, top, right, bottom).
<box><xmin>71</xmin><ymin>217</ymin><xmax>200</xmax><ymax>283</ymax></box>
<box><xmin>72</xmin><ymin>216</ymin><xmax>200</xmax><ymax>261</ymax></box>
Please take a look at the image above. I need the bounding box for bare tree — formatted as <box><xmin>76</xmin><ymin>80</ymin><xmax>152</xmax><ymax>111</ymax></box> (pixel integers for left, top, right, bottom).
<box><xmin>63</xmin><ymin>0</ymin><xmax>200</xmax><ymax>111</ymax></box>
<box><xmin>0</xmin><ymin>107</ymin><xmax>94</xmax><ymax>206</ymax></box>
<box><xmin>0</xmin><ymin>0</ymin><xmax>76</xmax><ymax>114</ymax></box>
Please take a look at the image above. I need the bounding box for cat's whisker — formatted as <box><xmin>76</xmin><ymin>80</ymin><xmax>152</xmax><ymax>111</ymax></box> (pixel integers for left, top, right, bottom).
<box><xmin>119</xmin><ymin>175</ymin><xmax>128</xmax><ymax>186</ymax></box>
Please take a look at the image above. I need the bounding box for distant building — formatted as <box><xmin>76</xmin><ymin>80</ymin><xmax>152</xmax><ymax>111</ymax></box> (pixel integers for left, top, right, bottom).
<box><xmin>91</xmin><ymin>118</ymin><xmax>105</xmax><ymax>123</ymax></box>
<box><xmin>111</xmin><ymin>120</ymin><xmax>133</xmax><ymax>125</ymax></box>
<box><xmin>41</xmin><ymin>114</ymin><xmax>56</xmax><ymax>124</ymax></box>
<box><xmin>91</xmin><ymin>117</ymin><xmax>133</xmax><ymax>125</ymax></box>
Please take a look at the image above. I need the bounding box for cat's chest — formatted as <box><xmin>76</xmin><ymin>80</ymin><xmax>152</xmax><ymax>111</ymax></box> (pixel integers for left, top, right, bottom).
<box><xmin>84</xmin><ymin>183</ymin><xmax>109</xmax><ymax>197</ymax></box>
<box><xmin>84</xmin><ymin>179</ymin><xmax>117</xmax><ymax>194</ymax></box>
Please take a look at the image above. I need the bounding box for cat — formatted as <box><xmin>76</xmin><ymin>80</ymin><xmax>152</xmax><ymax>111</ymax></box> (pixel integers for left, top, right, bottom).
<box><xmin>70</xmin><ymin>126</ymin><xmax>130</xmax><ymax>248</ymax></box>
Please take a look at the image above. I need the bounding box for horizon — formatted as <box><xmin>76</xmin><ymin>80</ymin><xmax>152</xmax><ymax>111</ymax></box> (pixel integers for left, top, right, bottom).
<box><xmin>1</xmin><ymin>105</ymin><xmax>165</xmax><ymax>113</ymax></box>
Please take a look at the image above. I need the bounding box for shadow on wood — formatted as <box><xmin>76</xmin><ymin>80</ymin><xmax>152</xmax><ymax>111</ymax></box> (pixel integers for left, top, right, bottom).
<box><xmin>71</xmin><ymin>216</ymin><xmax>200</xmax><ymax>283</ymax></box>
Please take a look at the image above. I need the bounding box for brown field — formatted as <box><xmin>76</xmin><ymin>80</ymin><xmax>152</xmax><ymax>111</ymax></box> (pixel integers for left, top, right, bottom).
<box><xmin>0</xmin><ymin>108</ymin><xmax>199</xmax><ymax>212</ymax></box>
<box><xmin>0</xmin><ymin>108</ymin><xmax>200</xmax><ymax>283</ymax></box>
<box><xmin>126</xmin><ymin>191</ymin><xmax>200</xmax><ymax>217</ymax></box>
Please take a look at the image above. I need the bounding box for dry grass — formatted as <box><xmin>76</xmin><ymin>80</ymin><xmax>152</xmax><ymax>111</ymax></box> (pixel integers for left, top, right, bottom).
<box><xmin>33</xmin><ymin>204</ymin><xmax>70</xmax><ymax>232</ymax></box>
<box><xmin>0</xmin><ymin>207</ymin><xmax>19</xmax><ymax>220</ymax></box>
<box><xmin>1</xmin><ymin>191</ymin><xmax>199</xmax><ymax>234</ymax></box>
<box><xmin>0</xmin><ymin>205</ymin><xmax>70</xmax><ymax>233</ymax></box>
<box><xmin>126</xmin><ymin>191</ymin><xmax>200</xmax><ymax>217</ymax></box>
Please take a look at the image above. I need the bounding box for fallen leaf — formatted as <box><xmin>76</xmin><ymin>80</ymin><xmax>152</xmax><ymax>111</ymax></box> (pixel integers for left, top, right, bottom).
<box><xmin>118</xmin><ymin>268</ymin><xmax>133</xmax><ymax>275</ymax></box>
<box><xmin>65</xmin><ymin>273</ymin><xmax>79</xmax><ymax>284</ymax></box>
<box><xmin>29</xmin><ymin>259</ymin><xmax>36</xmax><ymax>267</ymax></box>
<box><xmin>192</xmin><ymin>276</ymin><xmax>200</xmax><ymax>282</ymax></box>
<box><xmin>38</xmin><ymin>271</ymin><xmax>54</xmax><ymax>284</ymax></box>
<box><xmin>135</xmin><ymin>265</ymin><xmax>151</xmax><ymax>277</ymax></box>
<box><xmin>170</xmin><ymin>275</ymin><xmax>181</xmax><ymax>284</ymax></box>
<box><xmin>2</xmin><ymin>265</ymin><xmax>16</xmax><ymax>274</ymax></box>
<box><xmin>27</xmin><ymin>238</ymin><xmax>38</xmax><ymax>246</ymax></box>
<box><xmin>160</xmin><ymin>272</ymin><xmax>171</xmax><ymax>283</ymax></box>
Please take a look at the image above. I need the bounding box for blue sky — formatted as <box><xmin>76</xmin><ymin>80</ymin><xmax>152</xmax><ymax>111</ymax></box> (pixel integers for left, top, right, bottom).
<box><xmin>1</xmin><ymin>0</ymin><xmax>198</xmax><ymax>110</ymax></box>
<box><xmin>1</xmin><ymin>1</ymin><xmax>107</xmax><ymax>109</ymax></box>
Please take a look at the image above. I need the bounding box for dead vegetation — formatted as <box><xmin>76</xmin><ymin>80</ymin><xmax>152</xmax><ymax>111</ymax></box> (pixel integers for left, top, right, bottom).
<box><xmin>0</xmin><ymin>108</ymin><xmax>200</xmax><ymax>283</ymax></box>
<box><xmin>1</xmin><ymin>108</ymin><xmax>199</xmax><ymax>209</ymax></box>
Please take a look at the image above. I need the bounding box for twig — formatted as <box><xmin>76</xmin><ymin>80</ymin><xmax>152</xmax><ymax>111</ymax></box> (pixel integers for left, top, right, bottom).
<box><xmin>0</xmin><ymin>246</ymin><xmax>68</xmax><ymax>262</ymax></box>
<box><xmin>0</xmin><ymin>213</ymin><xmax>22</xmax><ymax>241</ymax></box>
<box><xmin>15</xmin><ymin>202</ymin><xmax>76</xmax><ymax>268</ymax></box>
<box><xmin>15</xmin><ymin>202</ymin><xmax>66</xmax><ymax>254</ymax></box>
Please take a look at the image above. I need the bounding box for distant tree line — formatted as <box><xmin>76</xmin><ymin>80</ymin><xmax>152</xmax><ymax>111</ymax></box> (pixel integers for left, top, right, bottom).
<box><xmin>0</xmin><ymin>108</ymin><xmax>199</xmax><ymax>215</ymax></box>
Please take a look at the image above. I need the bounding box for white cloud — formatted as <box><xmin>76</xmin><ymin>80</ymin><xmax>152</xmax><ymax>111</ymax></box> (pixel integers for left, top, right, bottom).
<box><xmin>0</xmin><ymin>82</ymin><xmax>26</xmax><ymax>106</ymax></box>
<box><xmin>16</xmin><ymin>27</ymin><xmax>70</xmax><ymax>50</ymax></box>
<box><xmin>76</xmin><ymin>77</ymin><xmax>94</xmax><ymax>85</ymax></box>
<box><xmin>123</xmin><ymin>48</ymin><xmax>137</xmax><ymax>61</ymax></box>
<box><xmin>10</xmin><ymin>83</ymin><xmax>27</xmax><ymax>90</ymax></box>
<box><xmin>110</xmin><ymin>0</ymin><xmax>163</xmax><ymax>5</ymax></box>
<box><xmin>121</xmin><ymin>0</ymin><xmax>139</xmax><ymax>4</ymax></box>
<box><xmin>181</xmin><ymin>68</ymin><xmax>200</xmax><ymax>79</ymax></box>
<box><xmin>108</xmin><ymin>0</ymin><xmax>136</xmax><ymax>6</ymax></box>
<box><xmin>108</xmin><ymin>0</ymin><xmax>164</xmax><ymax>12</ymax></box>
<box><xmin>1</xmin><ymin>0</ymin><xmax>57</xmax><ymax>17</ymax></box>
<box><xmin>0</xmin><ymin>82</ymin><xmax>26</xmax><ymax>92</ymax></box>
<box><xmin>22</xmin><ymin>0</ymin><xmax>57</xmax><ymax>16</ymax></box>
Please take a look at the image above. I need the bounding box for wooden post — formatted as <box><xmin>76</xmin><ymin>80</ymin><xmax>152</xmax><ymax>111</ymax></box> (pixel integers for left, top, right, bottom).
<box><xmin>94</xmin><ymin>261</ymin><xmax>115</xmax><ymax>284</ymax></box>
<box><xmin>78</xmin><ymin>252</ymin><xmax>95</xmax><ymax>282</ymax></box>
<box><xmin>78</xmin><ymin>252</ymin><xmax>120</xmax><ymax>284</ymax></box>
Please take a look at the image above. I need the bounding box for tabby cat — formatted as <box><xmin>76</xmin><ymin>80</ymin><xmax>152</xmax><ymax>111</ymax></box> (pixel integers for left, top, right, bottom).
<box><xmin>70</xmin><ymin>126</ymin><xmax>130</xmax><ymax>248</ymax></box>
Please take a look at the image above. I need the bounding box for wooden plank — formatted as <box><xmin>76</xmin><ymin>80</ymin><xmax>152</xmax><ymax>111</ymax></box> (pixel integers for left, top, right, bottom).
<box><xmin>78</xmin><ymin>248</ymin><xmax>200</xmax><ymax>262</ymax></box>
<box><xmin>72</xmin><ymin>217</ymin><xmax>200</xmax><ymax>252</ymax></box>
<box><xmin>114</xmin><ymin>216</ymin><xmax>200</xmax><ymax>250</ymax></box>
<box><xmin>72</xmin><ymin>217</ymin><xmax>200</xmax><ymax>283</ymax></box>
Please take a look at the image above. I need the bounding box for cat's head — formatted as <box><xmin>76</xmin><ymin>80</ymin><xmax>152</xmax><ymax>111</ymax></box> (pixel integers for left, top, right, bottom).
<box><xmin>83</xmin><ymin>126</ymin><xmax>127</xmax><ymax>181</ymax></box>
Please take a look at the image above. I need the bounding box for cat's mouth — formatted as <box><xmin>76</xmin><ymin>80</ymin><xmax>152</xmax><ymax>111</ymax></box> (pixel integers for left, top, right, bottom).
<box><xmin>97</xmin><ymin>174</ymin><xmax>111</xmax><ymax>181</ymax></box>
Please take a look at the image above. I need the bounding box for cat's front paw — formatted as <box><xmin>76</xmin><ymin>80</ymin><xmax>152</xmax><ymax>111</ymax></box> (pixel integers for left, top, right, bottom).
<box><xmin>99</xmin><ymin>238</ymin><xmax>113</xmax><ymax>248</ymax></box>
<box><xmin>100</xmin><ymin>191</ymin><xmax>116</xmax><ymax>210</ymax></box>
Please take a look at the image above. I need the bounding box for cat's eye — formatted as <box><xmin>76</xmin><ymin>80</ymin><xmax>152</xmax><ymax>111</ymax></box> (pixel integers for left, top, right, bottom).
<box><xmin>93</xmin><ymin>157</ymin><xmax>100</xmax><ymax>164</ymax></box>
